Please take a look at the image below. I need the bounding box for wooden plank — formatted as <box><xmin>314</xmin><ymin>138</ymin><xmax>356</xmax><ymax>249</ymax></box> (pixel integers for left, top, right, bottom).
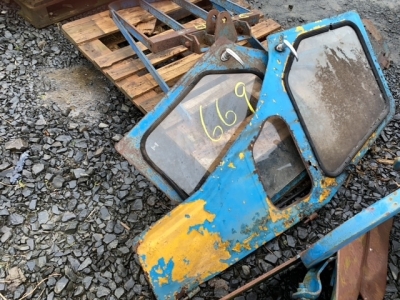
<box><xmin>121</xmin><ymin>53</ymin><xmax>201</xmax><ymax>98</ymax></box>
<box><xmin>94</xmin><ymin>18</ymin><xmax>206</xmax><ymax>68</ymax></box>
<box><xmin>80</xmin><ymin>40</ymin><xmax>112</xmax><ymax>61</ymax></box>
<box><xmin>136</xmin><ymin>92</ymin><xmax>163</xmax><ymax>114</ymax></box>
<box><xmin>140</xmin><ymin>93</ymin><xmax>165</xmax><ymax>113</ymax></box>
<box><xmin>64</xmin><ymin>15</ymin><xmax>124</xmax><ymax>44</ymax></box>
<box><xmin>251</xmin><ymin>19</ymin><xmax>281</xmax><ymax>40</ymax></box>
<box><xmin>62</xmin><ymin>0</ymin><xmax>203</xmax><ymax>45</ymax></box>
<box><xmin>62</xmin><ymin>11</ymin><xmax>109</xmax><ymax>30</ymax></box>
<box><xmin>95</xmin><ymin>46</ymin><xmax>139</xmax><ymax>69</ymax></box>
<box><xmin>105</xmin><ymin>45</ymin><xmax>188</xmax><ymax>81</ymax></box>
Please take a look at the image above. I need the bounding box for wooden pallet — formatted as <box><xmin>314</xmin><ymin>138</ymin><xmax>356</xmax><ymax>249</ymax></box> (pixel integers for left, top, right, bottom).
<box><xmin>62</xmin><ymin>1</ymin><xmax>281</xmax><ymax>114</ymax></box>
<box><xmin>14</xmin><ymin>0</ymin><xmax>114</xmax><ymax>28</ymax></box>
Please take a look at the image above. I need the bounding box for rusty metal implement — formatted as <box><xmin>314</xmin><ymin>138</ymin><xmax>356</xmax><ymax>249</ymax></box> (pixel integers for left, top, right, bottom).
<box><xmin>333</xmin><ymin>219</ymin><xmax>393</xmax><ymax>300</ymax></box>
<box><xmin>109</xmin><ymin>0</ymin><xmax>262</xmax><ymax>53</ymax></box>
<box><xmin>116</xmin><ymin>11</ymin><xmax>395</xmax><ymax>299</ymax></box>
<box><xmin>109</xmin><ymin>0</ymin><xmax>263</xmax><ymax>92</ymax></box>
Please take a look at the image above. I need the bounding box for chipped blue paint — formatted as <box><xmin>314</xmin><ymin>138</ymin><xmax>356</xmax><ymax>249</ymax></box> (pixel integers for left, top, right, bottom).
<box><xmin>119</xmin><ymin>11</ymin><xmax>395</xmax><ymax>299</ymax></box>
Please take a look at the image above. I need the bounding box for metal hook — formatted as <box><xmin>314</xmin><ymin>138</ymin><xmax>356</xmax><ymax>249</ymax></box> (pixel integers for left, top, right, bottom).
<box><xmin>275</xmin><ymin>37</ymin><xmax>299</xmax><ymax>61</ymax></box>
<box><xmin>283</xmin><ymin>40</ymin><xmax>299</xmax><ymax>61</ymax></box>
<box><xmin>221</xmin><ymin>48</ymin><xmax>245</xmax><ymax>66</ymax></box>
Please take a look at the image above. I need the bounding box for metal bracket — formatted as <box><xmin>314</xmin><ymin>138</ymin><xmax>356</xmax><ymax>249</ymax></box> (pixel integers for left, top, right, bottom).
<box><xmin>292</xmin><ymin>257</ymin><xmax>336</xmax><ymax>299</ymax></box>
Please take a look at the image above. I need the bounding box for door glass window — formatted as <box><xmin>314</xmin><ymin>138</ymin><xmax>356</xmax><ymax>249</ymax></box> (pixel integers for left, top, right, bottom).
<box><xmin>287</xmin><ymin>26</ymin><xmax>387</xmax><ymax>175</ymax></box>
<box><xmin>144</xmin><ymin>73</ymin><xmax>261</xmax><ymax>195</ymax></box>
<box><xmin>253</xmin><ymin>117</ymin><xmax>308</xmax><ymax>202</ymax></box>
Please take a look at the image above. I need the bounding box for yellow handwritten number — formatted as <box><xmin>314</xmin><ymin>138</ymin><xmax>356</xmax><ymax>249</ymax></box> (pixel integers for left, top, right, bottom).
<box><xmin>235</xmin><ymin>82</ymin><xmax>255</xmax><ymax>113</ymax></box>
<box><xmin>199</xmin><ymin>105</ymin><xmax>223</xmax><ymax>142</ymax></box>
<box><xmin>215</xmin><ymin>98</ymin><xmax>237</xmax><ymax>126</ymax></box>
<box><xmin>200</xmin><ymin>81</ymin><xmax>254</xmax><ymax>142</ymax></box>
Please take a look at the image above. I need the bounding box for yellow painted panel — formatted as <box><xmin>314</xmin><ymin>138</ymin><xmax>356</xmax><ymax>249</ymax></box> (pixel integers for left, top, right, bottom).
<box><xmin>138</xmin><ymin>200</ymin><xmax>231</xmax><ymax>286</ymax></box>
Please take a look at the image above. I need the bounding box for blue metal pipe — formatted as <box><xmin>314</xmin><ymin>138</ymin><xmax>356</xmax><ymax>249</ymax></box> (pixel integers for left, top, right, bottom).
<box><xmin>140</xmin><ymin>0</ymin><xmax>185</xmax><ymax>31</ymax></box>
<box><xmin>110</xmin><ymin>11</ymin><xmax>170</xmax><ymax>93</ymax></box>
<box><xmin>301</xmin><ymin>189</ymin><xmax>400</xmax><ymax>268</ymax></box>
<box><xmin>171</xmin><ymin>0</ymin><xmax>208</xmax><ymax>20</ymax></box>
<box><xmin>210</xmin><ymin>0</ymin><xmax>250</xmax><ymax>14</ymax></box>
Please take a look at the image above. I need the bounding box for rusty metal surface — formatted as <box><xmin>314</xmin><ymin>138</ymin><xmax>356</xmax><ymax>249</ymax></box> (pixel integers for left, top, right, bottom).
<box><xmin>335</xmin><ymin>219</ymin><xmax>393</xmax><ymax>300</ymax></box>
<box><xmin>109</xmin><ymin>0</ymin><xmax>262</xmax><ymax>53</ymax></box>
<box><xmin>220</xmin><ymin>255</ymin><xmax>302</xmax><ymax>300</ymax></box>
<box><xmin>363</xmin><ymin>19</ymin><xmax>391</xmax><ymax>69</ymax></box>
<box><xmin>223</xmin><ymin>191</ymin><xmax>398</xmax><ymax>299</ymax></box>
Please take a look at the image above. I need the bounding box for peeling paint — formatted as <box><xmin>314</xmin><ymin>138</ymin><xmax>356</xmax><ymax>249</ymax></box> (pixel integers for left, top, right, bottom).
<box><xmin>319</xmin><ymin>189</ymin><xmax>330</xmax><ymax>203</ymax></box>
<box><xmin>231</xmin><ymin>232</ymin><xmax>259</xmax><ymax>252</ymax></box>
<box><xmin>266</xmin><ymin>197</ymin><xmax>292</xmax><ymax>223</ymax></box>
<box><xmin>232</xmin><ymin>243</ymin><xmax>242</xmax><ymax>252</ymax></box>
<box><xmin>321</xmin><ymin>177</ymin><xmax>337</xmax><ymax>188</ymax></box>
<box><xmin>138</xmin><ymin>200</ymin><xmax>231</xmax><ymax>286</ymax></box>
<box><xmin>296</xmin><ymin>26</ymin><xmax>306</xmax><ymax>34</ymax></box>
<box><xmin>228</xmin><ymin>162</ymin><xmax>236</xmax><ymax>169</ymax></box>
<box><xmin>158</xmin><ymin>277</ymin><xmax>169</xmax><ymax>286</ymax></box>
<box><xmin>239</xmin><ymin>152</ymin><xmax>245</xmax><ymax>160</ymax></box>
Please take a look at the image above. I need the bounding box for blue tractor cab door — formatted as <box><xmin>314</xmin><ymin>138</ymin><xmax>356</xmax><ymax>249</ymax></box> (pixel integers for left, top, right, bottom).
<box><xmin>116</xmin><ymin>11</ymin><xmax>395</xmax><ymax>300</ymax></box>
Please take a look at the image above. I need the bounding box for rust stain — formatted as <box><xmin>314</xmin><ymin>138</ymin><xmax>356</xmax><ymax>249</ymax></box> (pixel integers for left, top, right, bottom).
<box><xmin>138</xmin><ymin>200</ymin><xmax>231</xmax><ymax>286</ymax></box>
<box><xmin>354</xmin><ymin>132</ymin><xmax>377</xmax><ymax>161</ymax></box>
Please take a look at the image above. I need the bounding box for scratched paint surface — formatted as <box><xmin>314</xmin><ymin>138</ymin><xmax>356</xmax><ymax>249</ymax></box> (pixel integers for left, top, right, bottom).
<box><xmin>131</xmin><ymin>12</ymin><xmax>395</xmax><ymax>299</ymax></box>
<box><xmin>138</xmin><ymin>200</ymin><xmax>232</xmax><ymax>294</ymax></box>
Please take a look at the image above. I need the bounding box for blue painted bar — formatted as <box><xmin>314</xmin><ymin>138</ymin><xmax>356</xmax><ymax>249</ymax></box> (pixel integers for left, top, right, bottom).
<box><xmin>140</xmin><ymin>0</ymin><xmax>185</xmax><ymax>31</ymax></box>
<box><xmin>171</xmin><ymin>0</ymin><xmax>208</xmax><ymax>20</ymax></box>
<box><xmin>110</xmin><ymin>10</ymin><xmax>170</xmax><ymax>93</ymax></box>
<box><xmin>211</xmin><ymin>0</ymin><xmax>250</xmax><ymax>14</ymax></box>
<box><xmin>301</xmin><ymin>190</ymin><xmax>400</xmax><ymax>268</ymax></box>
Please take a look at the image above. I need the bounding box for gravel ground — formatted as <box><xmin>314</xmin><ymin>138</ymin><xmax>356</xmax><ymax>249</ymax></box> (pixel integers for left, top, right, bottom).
<box><xmin>0</xmin><ymin>1</ymin><xmax>399</xmax><ymax>300</ymax></box>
